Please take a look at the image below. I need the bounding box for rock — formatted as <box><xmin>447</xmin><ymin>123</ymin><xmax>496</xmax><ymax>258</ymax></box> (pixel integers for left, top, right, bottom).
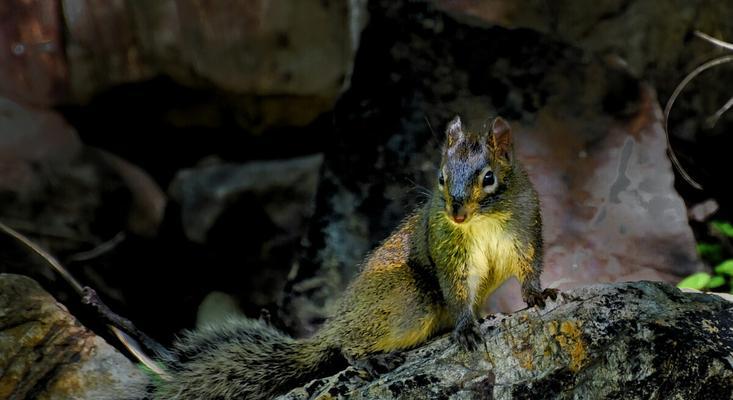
<box><xmin>0</xmin><ymin>97</ymin><xmax>99</xmax><ymax>254</ymax></box>
<box><xmin>688</xmin><ymin>199</ymin><xmax>719</xmax><ymax>223</ymax></box>
<box><xmin>158</xmin><ymin>0</ymin><xmax>364</xmax><ymax>98</ymax></box>
<box><xmin>0</xmin><ymin>98</ymin><xmax>167</xmax><ymax>320</ymax></box>
<box><xmin>3</xmin><ymin>1</ymin><xmax>366</xmax><ymax>127</ymax></box>
<box><xmin>283</xmin><ymin>1</ymin><xmax>701</xmax><ymax>335</ymax></box>
<box><xmin>169</xmin><ymin>154</ymin><xmax>323</xmax><ymax>244</ymax></box>
<box><xmin>436</xmin><ymin>0</ymin><xmax>733</xmax><ymax>101</ymax></box>
<box><xmin>0</xmin><ymin>273</ymin><xmax>147</xmax><ymax>400</ymax></box>
<box><xmin>90</xmin><ymin>148</ymin><xmax>167</xmax><ymax>238</ymax></box>
<box><xmin>61</xmin><ymin>0</ymin><xmax>154</xmax><ymax>103</ymax></box>
<box><xmin>491</xmin><ymin>87</ymin><xmax>699</xmax><ymax>312</ymax></box>
<box><xmin>0</xmin><ymin>97</ymin><xmax>82</xmax><ymax>167</ymax></box>
<box><xmin>168</xmin><ymin>154</ymin><xmax>323</xmax><ymax>315</ymax></box>
<box><xmin>196</xmin><ymin>291</ymin><xmax>244</xmax><ymax>329</ymax></box>
<box><xmin>278</xmin><ymin>281</ymin><xmax>733</xmax><ymax>400</ymax></box>
<box><xmin>0</xmin><ymin>1</ymin><xmax>68</xmax><ymax>106</ymax></box>
<box><xmin>0</xmin><ymin>98</ymin><xmax>165</xmax><ymax>254</ymax></box>
<box><xmin>50</xmin><ymin>0</ymin><xmax>367</xmax><ymax>128</ymax></box>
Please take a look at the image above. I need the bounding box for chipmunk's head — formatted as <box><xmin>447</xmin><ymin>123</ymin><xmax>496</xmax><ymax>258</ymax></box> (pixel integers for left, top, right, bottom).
<box><xmin>437</xmin><ymin>115</ymin><xmax>514</xmax><ymax>224</ymax></box>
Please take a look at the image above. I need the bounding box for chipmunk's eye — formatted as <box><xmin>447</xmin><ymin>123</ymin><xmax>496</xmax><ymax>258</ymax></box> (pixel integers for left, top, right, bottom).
<box><xmin>482</xmin><ymin>170</ymin><xmax>496</xmax><ymax>192</ymax></box>
<box><xmin>438</xmin><ymin>172</ymin><xmax>445</xmax><ymax>187</ymax></box>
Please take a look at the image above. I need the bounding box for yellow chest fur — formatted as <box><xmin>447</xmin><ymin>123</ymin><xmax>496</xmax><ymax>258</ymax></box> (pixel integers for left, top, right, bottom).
<box><xmin>457</xmin><ymin>212</ymin><xmax>524</xmax><ymax>308</ymax></box>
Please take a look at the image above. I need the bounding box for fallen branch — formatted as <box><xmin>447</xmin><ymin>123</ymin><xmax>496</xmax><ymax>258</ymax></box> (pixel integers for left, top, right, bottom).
<box><xmin>0</xmin><ymin>220</ymin><xmax>169</xmax><ymax>379</ymax></box>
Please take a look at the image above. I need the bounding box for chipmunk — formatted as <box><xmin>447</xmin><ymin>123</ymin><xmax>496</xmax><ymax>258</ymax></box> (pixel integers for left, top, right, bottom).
<box><xmin>150</xmin><ymin>116</ymin><xmax>557</xmax><ymax>399</ymax></box>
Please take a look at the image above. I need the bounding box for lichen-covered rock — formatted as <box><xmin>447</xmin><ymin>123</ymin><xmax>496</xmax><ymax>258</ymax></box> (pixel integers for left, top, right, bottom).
<box><xmin>279</xmin><ymin>281</ymin><xmax>733</xmax><ymax>400</ymax></box>
<box><xmin>0</xmin><ymin>273</ymin><xmax>147</xmax><ymax>400</ymax></box>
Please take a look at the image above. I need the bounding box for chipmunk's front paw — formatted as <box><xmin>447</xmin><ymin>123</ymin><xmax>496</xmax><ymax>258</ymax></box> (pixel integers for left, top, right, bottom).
<box><xmin>453</xmin><ymin>317</ymin><xmax>483</xmax><ymax>351</ymax></box>
<box><xmin>524</xmin><ymin>288</ymin><xmax>559</xmax><ymax>308</ymax></box>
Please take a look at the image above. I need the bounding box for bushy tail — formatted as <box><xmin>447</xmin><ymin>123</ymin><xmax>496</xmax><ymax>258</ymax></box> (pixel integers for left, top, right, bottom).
<box><xmin>151</xmin><ymin>318</ymin><xmax>342</xmax><ymax>400</ymax></box>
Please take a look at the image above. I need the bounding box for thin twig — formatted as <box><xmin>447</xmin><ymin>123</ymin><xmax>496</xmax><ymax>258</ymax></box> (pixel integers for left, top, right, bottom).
<box><xmin>68</xmin><ymin>232</ymin><xmax>126</xmax><ymax>263</ymax></box>
<box><xmin>0</xmin><ymin>219</ymin><xmax>92</xmax><ymax>243</ymax></box>
<box><xmin>0</xmin><ymin>220</ymin><xmax>170</xmax><ymax>379</ymax></box>
<box><xmin>82</xmin><ymin>287</ymin><xmax>169</xmax><ymax>357</ymax></box>
<box><xmin>424</xmin><ymin>115</ymin><xmax>439</xmax><ymax>142</ymax></box>
<box><xmin>0</xmin><ymin>221</ymin><xmax>85</xmax><ymax>294</ymax></box>
<box><xmin>664</xmin><ymin>54</ymin><xmax>733</xmax><ymax>190</ymax></box>
<box><xmin>693</xmin><ymin>32</ymin><xmax>733</xmax><ymax>129</ymax></box>
<box><xmin>705</xmin><ymin>95</ymin><xmax>733</xmax><ymax>129</ymax></box>
<box><xmin>694</xmin><ymin>31</ymin><xmax>733</xmax><ymax>52</ymax></box>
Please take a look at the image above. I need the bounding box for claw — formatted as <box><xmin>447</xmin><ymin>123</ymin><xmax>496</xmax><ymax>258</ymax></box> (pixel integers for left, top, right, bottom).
<box><xmin>525</xmin><ymin>288</ymin><xmax>560</xmax><ymax>308</ymax></box>
<box><xmin>453</xmin><ymin>318</ymin><xmax>483</xmax><ymax>351</ymax></box>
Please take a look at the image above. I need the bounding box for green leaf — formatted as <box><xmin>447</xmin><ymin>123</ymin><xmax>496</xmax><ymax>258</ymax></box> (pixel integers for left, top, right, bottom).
<box><xmin>677</xmin><ymin>272</ymin><xmax>712</xmax><ymax>290</ymax></box>
<box><xmin>708</xmin><ymin>275</ymin><xmax>726</xmax><ymax>289</ymax></box>
<box><xmin>715</xmin><ymin>260</ymin><xmax>733</xmax><ymax>276</ymax></box>
<box><xmin>696</xmin><ymin>242</ymin><xmax>723</xmax><ymax>261</ymax></box>
<box><xmin>711</xmin><ymin>220</ymin><xmax>733</xmax><ymax>237</ymax></box>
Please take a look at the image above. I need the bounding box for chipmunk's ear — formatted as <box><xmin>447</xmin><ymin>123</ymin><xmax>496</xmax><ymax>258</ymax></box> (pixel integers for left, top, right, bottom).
<box><xmin>489</xmin><ymin>116</ymin><xmax>513</xmax><ymax>163</ymax></box>
<box><xmin>445</xmin><ymin>116</ymin><xmax>464</xmax><ymax>147</ymax></box>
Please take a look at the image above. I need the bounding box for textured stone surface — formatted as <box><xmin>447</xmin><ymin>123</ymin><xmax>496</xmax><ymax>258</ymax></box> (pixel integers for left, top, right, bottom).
<box><xmin>3</xmin><ymin>1</ymin><xmax>365</xmax><ymax>126</ymax></box>
<box><xmin>169</xmin><ymin>154</ymin><xmax>323</xmax><ymax>245</ymax></box>
<box><xmin>283</xmin><ymin>1</ymin><xmax>702</xmax><ymax>335</ymax></box>
<box><xmin>0</xmin><ymin>97</ymin><xmax>95</xmax><ymax>253</ymax></box>
<box><xmin>0</xmin><ymin>273</ymin><xmax>147</xmax><ymax>400</ymax></box>
<box><xmin>1</xmin><ymin>0</ymin><xmax>366</xmax><ymax>128</ymax></box>
<box><xmin>279</xmin><ymin>281</ymin><xmax>733</xmax><ymax>400</ymax></box>
<box><xmin>0</xmin><ymin>0</ymin><xmax>68</xmax><ymax>105</ymax></box>
<box><xmin>62</xmin><ymin>0</ymin><xmax>152</xmax><ymax>102</ymax></box>
<box><xmin>90</xmin><ymin>148</ymin><xmax>166</xmax><ymax>238</ymax></box>
<box><xmin>0</xmin><ymin>98</ymin><xmax>164</xmax><ymax>254</ymax></box>
<box><xmin>487</xmin><ymin>87</ymin><xmax>699</xmax><ymax>312</ymax></box>
<box><xmin>436</xmin><ymin>0</ymin><xmax>733</xmax><ymax>97</ymax></box>
<box><xmin>0</xmin><ymin>97</ymin><xmax>82</xmax><ymax>168</ymax></box>
<box><xmin>156</xmin><ymin>0</ymin><xmax>364</xmax><ymax>97</ymax></box>
<box><xmin>168</xmin><ymin>154</ymin><xmax>324</xmax><ymax>313</ymax></box>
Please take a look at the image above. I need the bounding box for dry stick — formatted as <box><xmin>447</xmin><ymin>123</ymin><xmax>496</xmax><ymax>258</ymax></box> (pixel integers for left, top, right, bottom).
<box><xmin>68</xmin><ymin>231</ymin><xmax>126</xmax><ymax>263</ymax></box>
<box><xmin>705</xmin><ymin>95</ymin><xmax>733</xmax><ymax>129</ymax></box>
<box><xmin>663</xmin><ymin>54</ymin><xmax>733</xmax><ymax>190</ymax></box>
<box><xmin>0</xmin><ymin>221</ymin><xmax>170</xmax><ymax>379</ymax></box>
<box><xmin>694</xmin><ymin>31</ymin><xmax>733</xmax><ymax>129</ymax></box>
<box><xmin>695</xmin><ymin>31</ymin><xmax>733</xmax><ymax>52</ymax></box>
<box><xmin>664</xmin><ymin>31</ymin><xmax>733</xmax><ymax>190</ymax></box>
<box><xmin>81</xmin><ymin>286</ymin><xmax>170</xmax><ymax>358</ymax></box>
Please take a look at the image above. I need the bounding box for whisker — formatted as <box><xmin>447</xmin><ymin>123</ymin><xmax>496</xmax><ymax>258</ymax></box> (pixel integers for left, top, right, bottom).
<box><xmin>405</xmin><ymin>177</ymin><xmax>434</xmax><ymax>201</ymax></box>
<box><xmin>424</xmin><ymin>115</ymin><xmax>440</xmax><ymax>142</ymax></box>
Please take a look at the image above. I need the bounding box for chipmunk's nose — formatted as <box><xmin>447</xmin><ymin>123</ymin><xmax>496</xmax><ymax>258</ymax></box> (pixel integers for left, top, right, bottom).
<box><xmin>451</xmin><ymin>202</ymin><xmax>468</xmax><ymax>223</ymax></box>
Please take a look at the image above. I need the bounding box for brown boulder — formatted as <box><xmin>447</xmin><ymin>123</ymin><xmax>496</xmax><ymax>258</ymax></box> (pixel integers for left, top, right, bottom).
<box><xmin>0</xmin><ymin>273</ymin><xmax>147</xmax><ymax>400</ymax></box>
